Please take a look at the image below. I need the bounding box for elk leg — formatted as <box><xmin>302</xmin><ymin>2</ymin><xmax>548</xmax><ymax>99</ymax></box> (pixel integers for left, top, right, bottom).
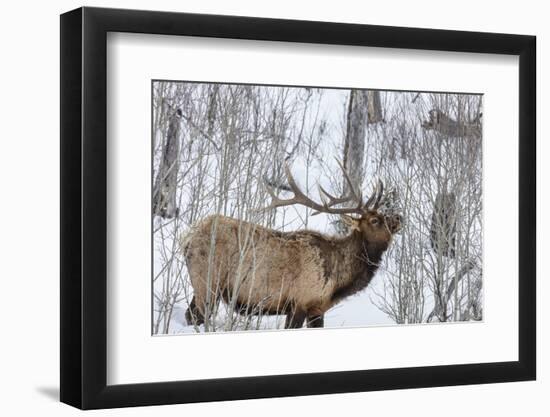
<box><xmin>185</xmin><ymin>296</ymin><xmax>205</xmax><ymax>326</ymax></box>
<box><xmin>306</xmin><ymin>314</ymin><xmax>324</xmax><ymax>328</ymax></box>
<box><xmin>285</xmin><ymin>309</ymin><xmax>306</xmax><ymax>329</ymax></box>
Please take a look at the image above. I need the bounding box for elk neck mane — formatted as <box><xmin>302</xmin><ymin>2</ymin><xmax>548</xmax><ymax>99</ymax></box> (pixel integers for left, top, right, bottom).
<box><xmin>331</xmin><ymin>230</ymin><xmax>386</xmax><ymax>304</ymax></box>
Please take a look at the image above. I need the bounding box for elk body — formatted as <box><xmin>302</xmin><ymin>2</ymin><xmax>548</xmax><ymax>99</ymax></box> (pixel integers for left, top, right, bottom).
<box><xmin>181</xmin><ymin>164</ymin><xmax>401</xmax><ymax>329</ymax></box>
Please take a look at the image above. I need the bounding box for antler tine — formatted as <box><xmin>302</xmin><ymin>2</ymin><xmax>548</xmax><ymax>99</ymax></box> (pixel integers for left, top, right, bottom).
<box><xmin>318</xmin><ymin>184</ymin><xmax>354</xmax><ymax>207</ymax></box>
<box><xmin>310</xmin><ymin>184</ymin><xmax>356</xmax><ymax>217</ymax></box>
<box><xmin>364</xmin><ymin>181</ymin><xmax>378</xmax><ymax>209</ymax></box>
<box><xmin>372</xmin><ymin>180</ymin><xmax>384</xmax><ymax>210</ymax></box>
<box><xmin>282</xmin><ymin>162</ymin><xmax>306</xmax><ymax>199</ymax></box>
<box><xmin>261</xmin><ymin>164</ymin><xmax>302</xmax><ymax>211</ymax></box>
<box><xmin>364</xmin><ymin>180</ymin><xmax>385</xmax><ymax>210</ymax></box>
<box><xmin>334</xmin><ymin>158</ymin><xmax>364</xmax><ymax>209</ymax></box>
<box><xmin>261</xmin><ymin>179</ymin><xmax>287</xmax><ymax>210</ymax></box>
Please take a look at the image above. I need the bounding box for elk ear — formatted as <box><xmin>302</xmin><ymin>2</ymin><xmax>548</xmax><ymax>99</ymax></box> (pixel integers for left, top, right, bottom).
<box><xmin>341</xmin><ymin>215</ymin><xmax>361</xmax><ymax>232</ymax></box>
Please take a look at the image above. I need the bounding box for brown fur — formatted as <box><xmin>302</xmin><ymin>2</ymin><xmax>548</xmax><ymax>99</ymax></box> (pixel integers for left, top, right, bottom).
<box><xmin>182</xmin><ymin>212</ymin><xmax>401</xmax><ymax>329</ymax></box>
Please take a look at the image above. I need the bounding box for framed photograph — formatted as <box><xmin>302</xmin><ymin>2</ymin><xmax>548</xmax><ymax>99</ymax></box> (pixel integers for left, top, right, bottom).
<box><xmin>60</xmin><ymin>6</ymin><xmax>536</xmax><ymax>409</ymax></box>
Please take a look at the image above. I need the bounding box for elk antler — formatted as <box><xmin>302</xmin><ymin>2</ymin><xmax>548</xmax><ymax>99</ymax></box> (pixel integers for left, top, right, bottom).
<box><xmin>263</xmin><ymin>161</ymin><xmax>376</xmax><ymax>216</ymax></box>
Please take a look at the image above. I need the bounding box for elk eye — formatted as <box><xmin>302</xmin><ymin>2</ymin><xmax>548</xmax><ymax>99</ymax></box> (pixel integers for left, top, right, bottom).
<box><xmin>369</xmin><ymin>217</ymin><xmax>380</xmax><ymax>226</ymax></box>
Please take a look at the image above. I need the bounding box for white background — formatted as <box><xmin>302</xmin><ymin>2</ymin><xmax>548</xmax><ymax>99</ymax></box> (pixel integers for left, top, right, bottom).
<box><xmin>0</xmin><ymin>0</ymin><xmax>546</xmax><ymax>416</ymax></box>
<box><xmin>108</xmin><ymin>33</ymin><xmax>518</xmax><ymax>384</ymax></box>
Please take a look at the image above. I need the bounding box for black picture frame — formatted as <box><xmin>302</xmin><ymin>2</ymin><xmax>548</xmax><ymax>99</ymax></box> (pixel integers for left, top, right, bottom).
<box><xmin>60</xmin><ymin>6</ymin><xmax>536</xmax><ymax>410</ymax></box>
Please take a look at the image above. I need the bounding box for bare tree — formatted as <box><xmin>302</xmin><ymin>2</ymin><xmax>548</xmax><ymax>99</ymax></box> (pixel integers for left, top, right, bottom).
<box><xmin>153</xmin><ymin>107</ymin><xmax>182</xmax><ymax>219</ymax></box>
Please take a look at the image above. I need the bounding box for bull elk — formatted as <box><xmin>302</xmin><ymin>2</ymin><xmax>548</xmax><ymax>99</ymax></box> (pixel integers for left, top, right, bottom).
<box><xmin>181</xmin><ymin>163</ymin><xmax>401</xmax><ymax>329</ymax></box>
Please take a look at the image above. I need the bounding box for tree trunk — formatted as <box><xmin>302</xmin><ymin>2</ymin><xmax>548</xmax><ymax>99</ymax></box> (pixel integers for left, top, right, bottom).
<box><xmin>153</xmin><ymin>108</ymin><xmax>182</xmax><ymax>218</ymax></box>
<box><xmin>367</xmin><ymin>90</ymin><xmax>384</xmax><ymax>124</ymax></box>
<box><xmin>343</xmin><ymin>90</ymin><xmax>384</xmax><ymax>195</ymax></box>
<box><xmin>343</xmin><ymin>90</ymin><xmax>369</xmax><ymax>196</ymax></box>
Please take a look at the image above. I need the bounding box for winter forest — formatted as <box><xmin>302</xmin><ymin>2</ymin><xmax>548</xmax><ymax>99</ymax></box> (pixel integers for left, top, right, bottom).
<box><xmin>152</xmin><ymin>80</ymin><xmax>483</xmax><ymax>335</ymax></box>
